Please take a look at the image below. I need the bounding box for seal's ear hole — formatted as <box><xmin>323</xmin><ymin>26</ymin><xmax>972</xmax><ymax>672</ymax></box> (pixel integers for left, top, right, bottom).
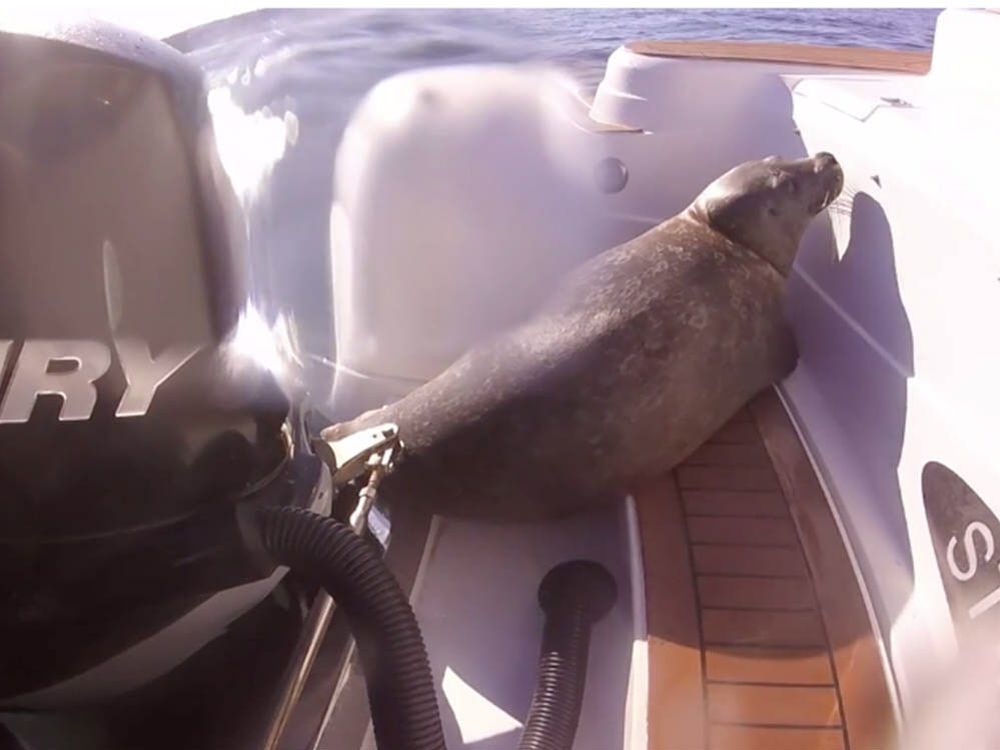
<box><xmin>768</xmin><ymin>206</ymin><xmax>780</xmax><ymax>217</ymax></box>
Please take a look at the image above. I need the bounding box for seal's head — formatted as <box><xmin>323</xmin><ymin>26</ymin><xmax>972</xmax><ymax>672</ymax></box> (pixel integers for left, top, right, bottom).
<box><xmin>691</xmin><ymin>152</ymin><xmax>844</xmax><ymax>275</ymax></box>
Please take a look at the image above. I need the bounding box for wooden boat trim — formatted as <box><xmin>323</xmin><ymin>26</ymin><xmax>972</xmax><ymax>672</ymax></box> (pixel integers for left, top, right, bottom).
<box><xmin>563</xmin><ymin>88</ymin><xmax>644</xmax><ymax>134</ymax></box>
<box><xmin>632</xmin><ymin>387</ymin><xmax>896</xmax><ymax>749</ymax></box>
<box><xmin>749</xmin><ymin>391</ymin><xmax>896</xmax><ymax>750</ymax></box>
<box><xmin>633</xmin><ymin>472</ymin><xmax>708</xmax><ymax>748</ymax></box>
<box><xmin>626</xmin><ymin>40</ymin><xmax>932</xmax><ymax>75</ymax></box>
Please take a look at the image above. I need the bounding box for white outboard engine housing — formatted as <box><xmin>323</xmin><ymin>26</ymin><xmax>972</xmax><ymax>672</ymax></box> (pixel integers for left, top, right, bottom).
<box><xmin>328</xmin><ymin>64</ymin><xmax>636</xmax><ymax>417</ymax></box>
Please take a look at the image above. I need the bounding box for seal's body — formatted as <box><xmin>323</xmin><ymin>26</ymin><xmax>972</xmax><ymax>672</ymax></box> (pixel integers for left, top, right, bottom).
<box><xmin>332</xmin><ymin>153</ymin><xmax>844</xmax><ymax>520</ymax></box>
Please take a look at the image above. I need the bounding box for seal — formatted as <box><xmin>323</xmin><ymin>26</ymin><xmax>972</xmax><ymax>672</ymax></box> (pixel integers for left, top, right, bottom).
<box><xmin>329</xmin><ymin>153</ymin><xmax>844</xmax><ymax>520</ymax></box>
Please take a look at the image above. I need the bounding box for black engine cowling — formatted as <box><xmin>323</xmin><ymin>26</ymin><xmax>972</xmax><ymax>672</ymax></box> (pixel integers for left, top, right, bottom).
<box><xmin>0</xmin><ymin>18</ymin><xmax>319</xmax><ymax>704</ymax></box>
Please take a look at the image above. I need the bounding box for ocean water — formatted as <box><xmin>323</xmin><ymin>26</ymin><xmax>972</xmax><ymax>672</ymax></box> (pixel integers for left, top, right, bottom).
<box><xmin>171</xmin><ymin>9</ymin><xmax>938</xmax><ymax>92</ymax></box>
<box><xmin>167</xmin><ymin>9</ymin><xmax>940</xmax><ymax>391</ymax></box>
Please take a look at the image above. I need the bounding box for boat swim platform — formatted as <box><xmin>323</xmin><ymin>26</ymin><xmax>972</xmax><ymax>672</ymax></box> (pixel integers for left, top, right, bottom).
<box><xmin>305</xmin><ymin>387</ymin><xmax>896</xmax><ymax>750</ymax></box>
<box><xmin>633</xmin><ymin>387</ymin><xmax>895</xmax><ymax>750</ymax></box>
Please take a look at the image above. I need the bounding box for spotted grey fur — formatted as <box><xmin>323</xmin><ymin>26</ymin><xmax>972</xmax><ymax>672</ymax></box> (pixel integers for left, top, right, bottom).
<box><xmin>329</xmin><ymin>153</ymin><xmax>844</xmax><ymax>520</ymax></box>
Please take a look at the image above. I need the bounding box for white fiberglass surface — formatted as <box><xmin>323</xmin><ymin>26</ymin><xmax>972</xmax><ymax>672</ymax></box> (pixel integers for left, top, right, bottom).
<box><xmin>409</xmin><ymin>502</ymin><xmax>636</xmax><ymax>750</ymax></box>
<box><xmin>786</xmin><ymin>71</ymin><xmax>1000</xmax><ymax>727</ymax></box>
<box><xmin>586</xmin><ymin>13</ymin><xmax>1000</xmax><ymax>732</ymax></box>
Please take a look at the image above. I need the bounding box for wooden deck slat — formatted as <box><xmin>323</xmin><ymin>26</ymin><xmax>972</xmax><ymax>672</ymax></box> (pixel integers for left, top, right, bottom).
<box><xmin>706</xmin><ymin>421</ymin><xmax>760</xmax><ymax>445</ymax></box>
<box><xmin>633</xmin><ymin>475</ymin><xmax>707</xmax><ymax>750</ymax></box>
<box><xmin>626</xmin><ymin>39</ymin><xmax>931</xmax><ymax>75</ymax></box>
<box><xmin>692</xmin><ymin>544</ymin><xmax>808</xmax><ymax>578</ymax></box>
<box><xmin>687</xmin><ymin>517</ymin><xmax>798</xmax><ymax>547</ymax></box>
<box><xmin>749</xmin><ymin>391</ymin><xmax>897</xmax><ymax>750</ymax></box>
<box><xmin>705</xmin><ymin>646</ymin><xmax>834</xmax><ymax>686</ymax></box>
<box><xmin>726</xmin><ymin>408</ymin><xmax>755</xmax><ymax>423</ymax></box>
<box><xmin>685</xmin><ymin>443</ymin><xmax>772</xmax><ymax>467</ymax></box>
<box><xmin>709</xmin><ymin>725</ymin><xmax>846</xmax><ymax>750</ymax></box>
<box><xmin>707</xmin><ymin>683</ymin><xmax>842</xmax><ymax>727</ymax></box>
<box><xmin>697</xmin><ymin>575</ymin><xmax>815</xmax><ymax>611</ymax></box>
<box><xmin>678</xmin><ymin>466</ymin><xmax>779</xmax><ymax>491</ymax></box>
<box><xmin>682</xmin><ymin>490</ymin><xmax>789</xmax><ymax>519</ymax></box>
<box><xmin>637</xmin><ymin>387</ymin><xmax>895</xmax><ymax>750</ymax></box>
<box><xmin>702</xmin><ymin>609</ymin><xmax>827</xmax><ymax>648</ymax></box>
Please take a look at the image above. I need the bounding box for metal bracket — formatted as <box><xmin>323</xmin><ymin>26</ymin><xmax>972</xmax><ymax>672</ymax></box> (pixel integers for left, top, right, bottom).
<box><xmin>348</xmin><ymin>440</ymin><xmax>401</xmax><ymax>533</ymax></box>
<box><xmin>311</xmin><ymin>422</ymin><xmax>401</xmax><ymax>487</ymax></box>
<box><xmin>261</xmin><ymin>422</ymin><xmax>403</xmax><ymax>750</ymax></box>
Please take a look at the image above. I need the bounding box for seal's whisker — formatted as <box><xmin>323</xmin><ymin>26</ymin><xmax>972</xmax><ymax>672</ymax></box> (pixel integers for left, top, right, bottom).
<box><xmin>826</xmin><ymin>187</ymin><xmax>858</xmax><ymax>217</ymax></box>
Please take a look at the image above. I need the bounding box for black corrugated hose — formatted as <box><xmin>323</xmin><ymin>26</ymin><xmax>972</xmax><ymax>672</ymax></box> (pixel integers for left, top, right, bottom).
<box><xmin>255</xmin><ymin>505</ymin><xmax>446</xmax><ymax>750</ymax></box>
<box><xmin>255</xmin><ymin>507</ymin><xmax>616</xmax><ymax>750</ymax></box>
<box><xmin>517</xmin><ymin>560</ymin><xmax>618</xmax><ymax>750</ymax></box>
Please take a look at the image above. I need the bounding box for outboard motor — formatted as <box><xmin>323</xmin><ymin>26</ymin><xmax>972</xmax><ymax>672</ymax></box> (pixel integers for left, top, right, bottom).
<box><xmin>0</xmin><ymin>18</ymin><xmax>617</xmax><ymax>750</ymax></box>
<box><xmin>0</xmin><ymin>17</ymin><xmax>321</xmax><ymax>711</ymax></box>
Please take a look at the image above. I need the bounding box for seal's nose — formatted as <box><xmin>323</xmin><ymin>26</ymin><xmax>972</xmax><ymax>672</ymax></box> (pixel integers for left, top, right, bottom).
<box><xmin>803</xmin><ymin>152</ymin><xmax>844</xmax><ymax>212</ymax></box>
<box><xmin>813</xmin><ymin>152</ymin><xmax>839</xmax><ymax>171</ymax></box>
